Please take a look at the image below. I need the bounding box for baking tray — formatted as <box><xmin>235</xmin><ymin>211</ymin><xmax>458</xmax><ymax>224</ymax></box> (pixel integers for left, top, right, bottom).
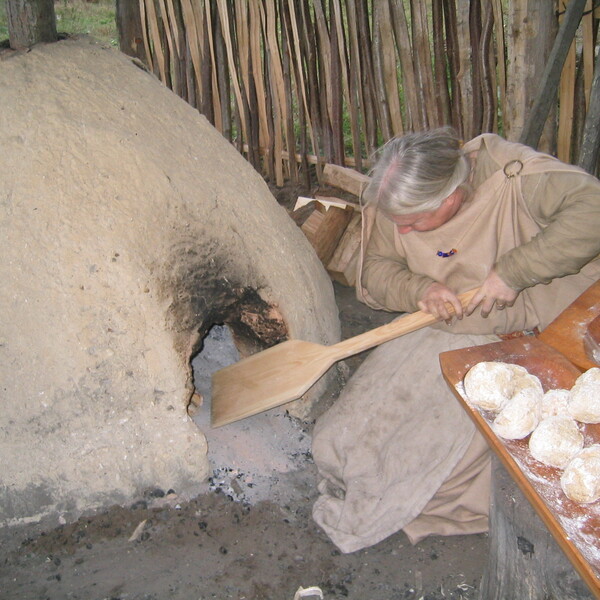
<box><xmin>439</xmin><ymin>335</ymin><xmax>600</xmax><ymax>598</ymax></box>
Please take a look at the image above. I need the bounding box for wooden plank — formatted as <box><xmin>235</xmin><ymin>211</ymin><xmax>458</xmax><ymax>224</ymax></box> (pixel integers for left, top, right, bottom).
<box><xmin>346</xmin><ymin>0</ymin><xmax>366</xmax><ymax>169</ymax></box>
<box><xmin>328</xmin><ymin>0</ymin><xmax>345</xmax><ymax>165</ymax></box>
<box><xmin>249</xmin><ymin>2</ymin><xmax>268</xmax><ymax>152</ymax></box>
<box><xmin>414</xmin><ymin>0</ymin><xmax>439</xmax><ymax>127</ymax></box>
<box><xmin>356</xmin><ymin>0</ymin><xmax>378</xmax><ymax>157</ymax></box>
<box><xmin>582</xmin><ymin>0</ymin><xmax>594</xmax><ymax>109</ymax></box>
<box><xmin>371</xmin><ymin>1</ymin><xmax>393</xmax><ymax>141</ymax></box>
<box><xmin>491</xmin><ymin>0</ymin><xmax>507</xmax><ymax>133</ymax></box>
<box><xmin>557</xmin><ymin>0</ymin><xmax>577</xmax><ymax>162</ymax></box>
<box><xmin>138</xmin><ymin>0</ymin><xmax>154</xmax><ymax>74</ymax></box>
<box><xmin>322</xmin><ymin>163</ymin><xmax>370</xmax><ymax>197</ymax></box>
<box><xmin>199</xmin><ymin>1</ymin><xmax>215</xmax><ymax>122</ymax></box>
<box><xmin>479</xmin><ymin>1</ymin><xmax>497</xmax><ymax>132</ymax></box>
<box><xmin>165</xmin><ymin>0</ymin><xmax>181</xmax><ymax>56</ymax></box>
<box><xmin>290</xmin><ymin>0</ymin><xmax>321</xmax><ymax>179</ymax></box>
<box><xmin>263</xmin><ymin>1</ymin><xmax>286</xmax><ymax>185</ymax></box>
<box><xmin>585</xmin><ymin>314</ymin><xmax>600</xmax><ymax>365</ymax></box>
<box><xmin>311</xmin><ymin>0</ymin><xmax>332</xmax><ymax>116</ymax></box>
<box><xmin>179</xmin><ymin>0</ymin><xmax>203</xmax><ymax>102</ymax></box>
<box><xmin>157</xmin><ymin>0</ymin><xmax>178</xmax><ymax>90</ymax></box>
<box><xmin>468</xmin><ymin>0</ymin><xmax>483</xmax><ymax>133</ymax></box>
<box><xmin>380</xmin><ymin>0</ymin><xmax>403</xmax><ymax>135</ymax></box>
<box><xmin>216</xmin><ymin>0</ymin><xmax>249</xmax><ymax>145</ymax></box>
<box><xmin>332</xmin><ymin>0</ymin><xmax>362</xmax><ymax>167</ymax></box>
<box><xmin>279</xmin><ymin>0</ymin><xmax>298</xmax><ymax>180</ymax></box>
<box><xmin>443</xmin><ymin>0</ymin><xmax>463</xmax><ymax>135</ymax></box>
<box><xmin>144</xmin><ymin>0</ymin><xmax>167</xmax><ymax>82</ymax></box>
<box><xmin>455</xmin><ymin>0</ymin><xmax>474</xmax><ymax>139</ymax></box>
<box><xmin>213</xmin><ymin>6</ymin><xmax>232</xmax><ymax>139</ymax></box>
<box><xmin>204</xmin><ymin>2</ymin><xmax>223</xmax><ymax>133</ymax></box>
<box><xmin>440</xmin><ymin>336</ymin><xmax>600</xmax><ymax>599</ymax></box>
<box><xmin>432</xmin><ymin>0</ymin><xmax>451</xmax><ymax>127</ymax></box>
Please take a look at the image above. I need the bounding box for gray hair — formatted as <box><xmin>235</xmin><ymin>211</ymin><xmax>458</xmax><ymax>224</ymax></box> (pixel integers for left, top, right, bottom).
<box><xmin>363</xmin><ymin>127</ymin><xmax>471</xmax><ymax>215</ymax></box>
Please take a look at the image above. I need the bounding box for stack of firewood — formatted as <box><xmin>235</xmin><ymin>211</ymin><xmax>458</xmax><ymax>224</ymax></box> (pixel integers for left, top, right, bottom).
<box><xmin>290</xmin><ymin>164</ymin><xmax>370</xmax><ymax>287</ymax></box>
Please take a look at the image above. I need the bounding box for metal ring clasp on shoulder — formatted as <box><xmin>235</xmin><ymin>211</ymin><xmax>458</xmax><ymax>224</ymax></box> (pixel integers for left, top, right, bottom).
<box><xmin>503</xmin><ymin>159</ymin><xmax>524</xmax><ymax>178</ymax></box>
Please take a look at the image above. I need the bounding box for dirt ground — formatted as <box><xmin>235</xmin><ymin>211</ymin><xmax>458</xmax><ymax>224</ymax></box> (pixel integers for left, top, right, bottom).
<box><xmin>0</xmin><ymin>183</ymin><xmax>488</xmax><ymax>600</ymax></box>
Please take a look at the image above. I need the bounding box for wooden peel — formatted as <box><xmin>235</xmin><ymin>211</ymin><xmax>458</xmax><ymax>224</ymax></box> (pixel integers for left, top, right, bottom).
<box><xmin>211</xmin><ymin>288</ymin><xmax>478</xmax><ymax>427</ymax></box>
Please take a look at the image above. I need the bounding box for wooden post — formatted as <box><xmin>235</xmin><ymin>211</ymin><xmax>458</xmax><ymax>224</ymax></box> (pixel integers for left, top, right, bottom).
<box><xmin>6</xmin><ymin>0</ymin><xmax>57</xmax><ymax>50</ymax></box>
<box><xmin>479</xmin><ymin>457</ymin><xmax>595</xmax><ymax>600</ymax></box>
<box><xmin>519</xmin><ymin>0</ymin><xmax>587</xmax><ymax>149</ymax></box>
<box><xmin>504</xmin><ymin>0</ymin><xmax>556</xmax><ymax>146</ymax></box>
<box><xmin>578</xmin><ymin>50</ymin><xmax>600</xmax><ymax>176</ymax></box>
<box><xmin>116</xmin><ymin>0</ymin><xmax>146</xmax><ymax>62</ymax></box>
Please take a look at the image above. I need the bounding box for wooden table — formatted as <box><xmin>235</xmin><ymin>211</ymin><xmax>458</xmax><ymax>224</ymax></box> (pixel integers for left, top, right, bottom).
<box><xmin>439</xmin><ymin>281</ymin><xmax>600</xmax><ymax>599</ymax></box>
<box><xmin>538</xmin><ymin>280</ymin><xmax>600</xmax><ymax>371</ymax></box>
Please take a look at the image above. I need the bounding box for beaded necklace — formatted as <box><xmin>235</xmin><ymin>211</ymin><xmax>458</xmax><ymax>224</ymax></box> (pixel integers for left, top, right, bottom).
<box><xmin>431</xmin><ymin>189</ymin><xmax>486</xmax><ymax>259</ymax></box>
<box><xmin>437</xmin><ymin>248</ymin><xmax>457</xmax><ymax>258</ymax></box>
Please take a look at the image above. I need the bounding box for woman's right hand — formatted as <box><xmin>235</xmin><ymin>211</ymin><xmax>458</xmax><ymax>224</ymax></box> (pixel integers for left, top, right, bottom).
<box><xmin>417</xmin><ymin>282</ymin><xmax>463</xmax><ymax>321</ymax></box>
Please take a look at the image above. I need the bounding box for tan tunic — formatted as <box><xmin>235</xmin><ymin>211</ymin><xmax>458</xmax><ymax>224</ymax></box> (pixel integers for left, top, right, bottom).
<box><xmin>312</xmin><ymin>135</ymin><xmax>600</xmax><ymax>553</ymax></box>
<box><xmin>359</xmin><ymin>134</ymin><xmax>600</xmax><ymax>333</ymax></box>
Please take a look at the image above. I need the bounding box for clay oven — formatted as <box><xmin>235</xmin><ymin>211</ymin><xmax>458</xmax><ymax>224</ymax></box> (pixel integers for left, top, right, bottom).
<box><xmin>0</xmin><ymin>39</ymin><xmax>340</xmax><ymax>526</ymax></box>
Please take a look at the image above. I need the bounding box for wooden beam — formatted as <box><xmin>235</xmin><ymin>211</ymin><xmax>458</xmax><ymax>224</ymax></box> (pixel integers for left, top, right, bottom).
<box><xmin>322</xmin><ymin>164</ymin><xmax>371</xmax><ymax>197</ymax></box>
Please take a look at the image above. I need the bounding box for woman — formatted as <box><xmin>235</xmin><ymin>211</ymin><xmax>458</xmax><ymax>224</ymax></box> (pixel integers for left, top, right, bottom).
<box><xmin>311</xmin><ymin>128</ymin><xmax>600</xmax><ymax>553</ymax></box>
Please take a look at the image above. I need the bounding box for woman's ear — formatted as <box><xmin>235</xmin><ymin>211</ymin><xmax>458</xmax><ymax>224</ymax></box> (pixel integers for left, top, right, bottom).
<box><xmin>445</xmin><ymin>187</ymin><xmax>465</xmax><ymax>209</ymax></box>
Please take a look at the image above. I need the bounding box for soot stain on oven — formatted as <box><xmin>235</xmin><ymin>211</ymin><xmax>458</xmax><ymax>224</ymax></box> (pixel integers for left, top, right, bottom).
<box><xmin>158</xmin><ymin>238</ymin><xmax>289</xmax><ymax>358</ymax></box>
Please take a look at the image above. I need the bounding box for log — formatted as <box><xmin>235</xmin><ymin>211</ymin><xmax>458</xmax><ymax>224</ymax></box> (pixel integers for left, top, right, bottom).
<box><xmin>479</xmin><ymin>457</ymin><xmax>594</xmax><ymax>600</ymax></box>
<box><xmin>300</xmin><ymin>208</ymin><xmax>325</xmax><ymax>241</ymax></box>
<box><xmin>327</xmin><ymin>212</ymin><xmax>362</xmax><ymax>286</ymax></box>
<box><xmin>322</xmin><ymin>163</ymin><xmax>371</xmax><ymax>198</ymax></box>
<box><xmin>301</xmin><ymin>205</ymin><xmax>354</xmax><ymax>266</ymax></box>
<box><xmin>290</xmin><ymin>200</ymin><xmax>319</xmax><ymax>227</ymax></box>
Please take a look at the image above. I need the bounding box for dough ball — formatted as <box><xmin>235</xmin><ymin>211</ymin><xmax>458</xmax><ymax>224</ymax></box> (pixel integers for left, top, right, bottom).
<box><xmin>512</xmin><ymin>372</ymin><xmax>544</xmax><ymax>396</ymax></box>
<box><xmin>568</xmin><ymin>367</ymin><xmax>600</xmax><ymax>423</ymax></box>
<box><xmin>539</xmin><ymin>388</ymin><xmax>571</xmax><ymax>420</ymax></box>
<box><xmin>464</xmin><ymin>361</ymin><xmax>528</xmax><ymax>412</ymax></box>
<box><xmin>529</xmin><ymin>416</ymin><xmax>584</xmax><ymax>468</ymax></box>
<box><xmin>492</xmin><ymin>386</ymin><xmax>542</xmax><ymax>440</ymax></box>
<box><xmin>561</xmin><ymin>445</ymin><xmax>600</xmax><ymax>504</ymax></box>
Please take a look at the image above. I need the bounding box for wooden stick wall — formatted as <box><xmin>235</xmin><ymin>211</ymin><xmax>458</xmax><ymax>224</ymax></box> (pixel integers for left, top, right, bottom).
<box><xmin>137</xmin><ymin>0</ymin><xmax>600</xmax><ymax>184</ymax></box>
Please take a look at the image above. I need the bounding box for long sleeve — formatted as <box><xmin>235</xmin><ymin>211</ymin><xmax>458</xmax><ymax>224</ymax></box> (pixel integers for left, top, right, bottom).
<box><xmin>496</xmin><ymin>171</ymin><xmax>600</xmax><ymax>290</ymax></box>
<box><xmin>361</xmin><ymin>212</ymin><xmax>435</xmax><ymax>312</ymax></box>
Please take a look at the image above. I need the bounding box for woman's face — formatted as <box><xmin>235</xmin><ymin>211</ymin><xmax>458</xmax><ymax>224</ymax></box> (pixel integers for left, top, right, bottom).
<box><xmin>385</xmin><ymin>187</ymin><xmax>465</xmax><ymax>234</ymax></box>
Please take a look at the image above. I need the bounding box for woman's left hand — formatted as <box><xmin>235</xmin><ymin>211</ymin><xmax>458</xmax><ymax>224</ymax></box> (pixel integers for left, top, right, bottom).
<box><xmin>466</xmin><ymin>270</ymin><xmax>519</xmax><ymax>317</ymax></box>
